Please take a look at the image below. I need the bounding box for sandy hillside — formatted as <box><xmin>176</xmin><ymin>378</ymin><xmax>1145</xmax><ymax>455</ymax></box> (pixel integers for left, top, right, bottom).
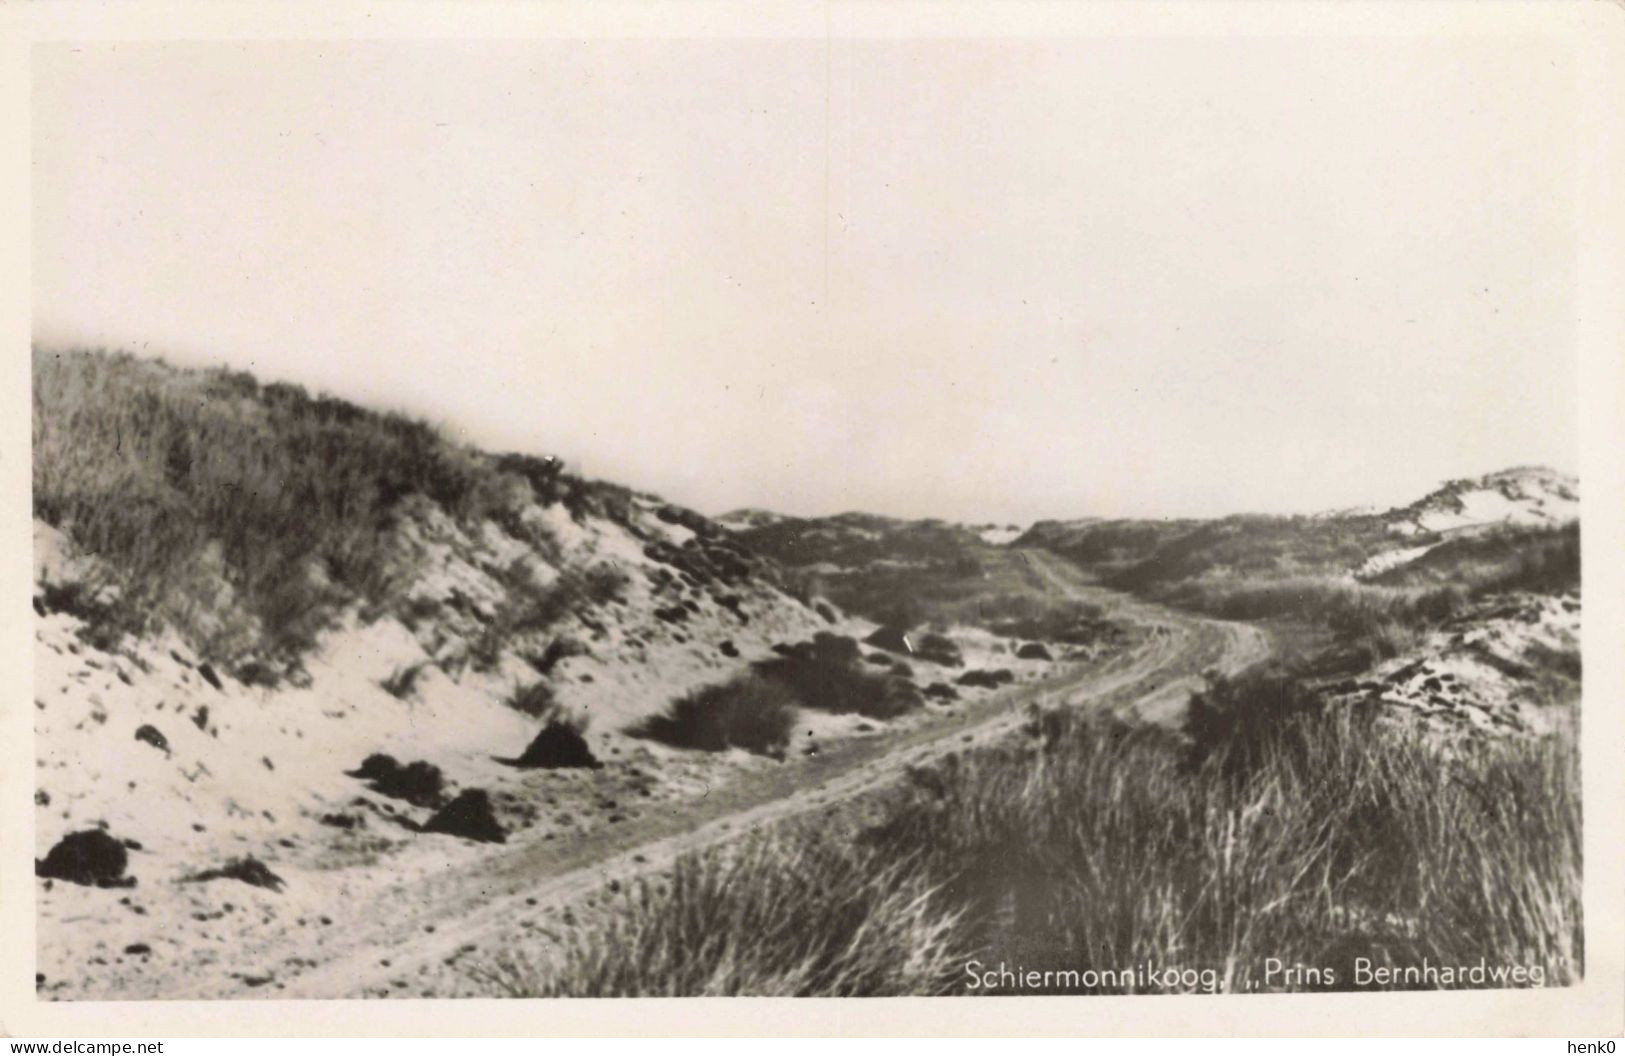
<box><xmin>32</xmin><ymin>351</ymin><xmax>1098</xmax><ymax>999</ymax></box>
<box><xmin>1324</xmin><ymin>591</ymin><xmax>1581</xmax><ymax>737</ymax></box>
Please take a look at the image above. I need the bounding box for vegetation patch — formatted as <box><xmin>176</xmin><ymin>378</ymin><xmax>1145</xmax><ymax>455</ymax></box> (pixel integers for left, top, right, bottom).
<box><xmin>956</xmin><ymin>669</ymin><xmax>1014</xmax><ymax>690</ymax></box>
<box><xmin>516</xmin><ymin>718</ymin><xmax>602</xmax><ymax>770</ymax></box>
<box><xmin>380</xmin><ymin>662</ymin><xmax>428</xmax><ymax>700</ymax></box>
<box><xmin>508</xmin><ymin>667</ymin><xmax>1579</xmax><ymax>995</ymax></box>
<box><xmin>31</xmin><ymin>348</ymin><xmax>646</xmax><ymax>678</ymax></box>
<box><xmin>349</xmin><ymin>754</ymin><xmax>446</xmax><ymax>808</ymax></box>
<box><xmin>632</xmin><ymin>675</ymin><xmax>799</xmax><ymax>757</ymax></box>
<box><xmin>753</xmin><ymin>633</ymin><xmax>922</xmax><ymax>720</ymax></box>
<box><xmin>36</xmin><ymin>830</ymin><xmax>133</xmax><ymax>888</ymax></box>
<box><xmin>503</xmin><ymin>681</ymin><xmax>559</xmax><ymax>719</ymax></box>
<box><xmin>423</xmin><ymin>790</ymin><xmax>506</xmax><ymax>844</ymax></box>
<box><xmin>470</xmin><ymin>833</ymin><xmax>964</xmax><ymax>996</ymax></box>
<box><xmin>183</xmin><ymin>856</ymin><xmax>286</xmax><ymax>893</ymax></box>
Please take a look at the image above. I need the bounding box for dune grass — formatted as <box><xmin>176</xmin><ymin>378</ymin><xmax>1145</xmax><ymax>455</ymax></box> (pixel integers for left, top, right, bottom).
<box><xmin>753</xmin><ymin>641</ymin><xmax>924</xmax><ymax>721</ymax></box>
<box><xmin>632</xmin><ymin>633</ymin><xmax>923</xmax><ymax>757</ymax></box>
<box><xmin>33</xmin><ymin>349</ymin><xmax>496</xmax><ymax>666</ymax></box>
<box><xmin>632</xmin><ymin>674</ymin><xmax>800</xmax><ymax>756</ymax></box>
<box><xmin>31</xmin><ymin>348</ymin><xmax>636</xmax><ymax>679</ymax></box>
<box><xmin>481</xmin><ymin>668</ymin><xmax>1580</xmax><ymax>996</ymax></box>
<box><xmin>472</xmin><ymin>831</ymin><xmax>967</xmax><ymax>997</ymax></box>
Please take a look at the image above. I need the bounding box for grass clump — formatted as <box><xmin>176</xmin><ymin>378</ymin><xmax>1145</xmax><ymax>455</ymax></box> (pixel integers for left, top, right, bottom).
<box><xmin>753</xmin><ymin>633</ymin><xmax>922</xmax><ymax>720</ymax></box>
<box><xmin>860</xmin><ymin>690</ymin><xmax>1582</xmax><ymax>993</ymax></box>
<box><xmin>504</xmin><ymin>680</ymin><xmax>560</xmax><ymax>719</ymax></box>
<box><xmin>632</xmin><ymin>675</ymin><xmax>798</xmax><ymax>757</ymax></box>
<box><xmin>350</xmin><ymin>754</ymin><xmax>446</xmax><ymax>808</ymax></box>
<box><xmin>32</xmin><ymin>347</ymin><xmax>649</xmax><ymax>680</ymax></box>
<box><xmin>380</xmin><ymin>662</ymin><xmax>428</xmax><ymax>700</ymax></box>
<box><xmin>1182</xmin><ymin>663</ymin><xmax>1329</xmax><ymax>778</ymax></box>
<box><xmin>516</xmin><ymin>715</ymin><xmax>601</xmax><ymax>770</ymax></box>
<box><xmin>471</xmin><ymin>832</ymin><xmax>966</xmax><ymax>996</ymax></box>
<box><xmin>468</xmin><ymin>564</ymin><xmax>628</xmax><ymax>672</ymax></box>
<box><xmin>32</xmin><ymin>349</ymin><xmax>518</xmax><ymax>675</ymax></box>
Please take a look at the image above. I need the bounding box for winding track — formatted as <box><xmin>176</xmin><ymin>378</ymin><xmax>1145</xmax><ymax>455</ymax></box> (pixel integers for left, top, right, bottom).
<box><xmin>169</xmin><ymin>550</ymin><xmax>1270</xmax><ymax>999</ymax></box>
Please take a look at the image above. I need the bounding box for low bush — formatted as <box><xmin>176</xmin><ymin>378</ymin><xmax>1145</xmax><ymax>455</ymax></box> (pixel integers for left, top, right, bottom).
<box><xmin>989</xmin><ymin>601</ymin><xmax>1114</xmax><ymax>646</ymax></box>
<box><xmin>36</xmin><ymin>829</ymin><xmax>132</xmax><ymax>888</ymax></box>
<box><xmin>423</xmin><ymin>789</ymin><xmax>506</xmax><ymax>844</ymax></box>
<box><xmin>36</xmin><ymin>578</ymin><xmax>144</xmax><ymax>651</ymax></box>
<box><xmin>504</xmin><ymin>681</ymin><xmax>559</xmax><ymax>719</ymax></box>
<box><xmin>1182</xmin><ymin>663</ymin><xmax>1331</xmax><ymax>779</ymax></box>
<box><xmin>350</xmin><ymin>754</ymin><xmax>445</xmax><ymax>808</ymax></box>
<box><xmin>914</xmin><ymin>633</ymin><xmax>964</xmax><ymax>667</ymax></box>
<box><xmin>380</xmin><ymin>662</ymin><xmax>428</xmax><ymax>700</ymax></box>
<box><xmin>183</xmin><ymin>856</ymin><xmax>286</xmax><ymax>892</ymax></box>
<box><xmin>957</xmin><ymin>669</ymin><xmax>1014</xmax><ymax>690</ymax></box>
<box><xmin>863</xmin><ymin>624</ymin><xmax>911</xmax><ymax>654</ymax></box>
<box><xmin>632</xmin><ymin>674</ymin><xmax>799</xmax><ymax>757</ymax></box>
<box><xmin>753</xmin><ymin>639</ymin><xmax>922</xmax><ymax>720</ymax></box>
<box><xmin>516</xmin><ymin>717</ymin><xmax>601</xmax><ymax>770</ymax></box>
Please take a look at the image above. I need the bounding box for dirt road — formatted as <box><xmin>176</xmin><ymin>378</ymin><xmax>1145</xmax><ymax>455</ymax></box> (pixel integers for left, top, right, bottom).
<box><xmin>163</xmin><ymin>550</ymin><xmax>1270</xmax><ymax>999</ymax></box>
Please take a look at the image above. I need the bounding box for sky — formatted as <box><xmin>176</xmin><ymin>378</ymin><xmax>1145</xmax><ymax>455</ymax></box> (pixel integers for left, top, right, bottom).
<box><xmin>32</xmin><ymin>37</ymin><xmax>1579</xmax><ymax>523</ymax></box>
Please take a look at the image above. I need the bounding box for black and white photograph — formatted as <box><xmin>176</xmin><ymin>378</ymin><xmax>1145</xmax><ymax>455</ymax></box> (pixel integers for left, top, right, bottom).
<box><xmin>7</xmin><ymin>0</ymin><xmax>1624</xmax><ymax>1040</ymax></box>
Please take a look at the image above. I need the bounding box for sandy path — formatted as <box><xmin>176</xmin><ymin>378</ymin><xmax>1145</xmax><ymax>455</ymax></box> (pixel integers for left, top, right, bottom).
<box><xmin>157</xmin><ymin>551</ymin><xmax>1271</xmax><ymax>999</ymax></box>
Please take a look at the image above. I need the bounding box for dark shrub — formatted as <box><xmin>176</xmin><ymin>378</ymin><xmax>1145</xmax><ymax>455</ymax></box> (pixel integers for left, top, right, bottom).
<box><xmin>423</xmin><ymin>790</ymin><xmax>506</xmax><ymax>844</ymax></box>
<box><xmin>352</xmin><ymin>753</ymin><xmax>400</xmax><ymax>782</ymax></box>
<box><xmin>38</xmin><ymin>578</ymin><xmax>142</xmax><ymax>649</ymax></box>
<box><xmin>185</xmin><ymin>856</ymin><xmax>285</xmax><ymax>892</ymax></box>
<box><xmin>384</xmin><ymin>761</ymin><xmax>446</xmax><ymax>807</ymax></box>
<box><xmin>718</xmin><ymin>640</ymin><xmax>740</xmax><ymax>658</ymax></box>
<box><xmin>957</xmin><ymin>669</ymin><xmax>1013</xmax><ymax>690</ymax></box>
<box><xmin>350</xmin><ymin>754</ymin><xmax>445</xmax><ymax>807</ymax></box>
<box><xmin>581</xmin><ymin>566</ymin><xmax>629</xmax><ymax>605</ymax></box>
<box><xmin>814</xmin><ymin>600</ymin><xmax>839</xmax><ymax>624</ymax></box>
<box><xmin>915</xmin><ymin>633</ymin><xmax>963</xmax><ymax>668</ymax></box>
<box><xmin>517</xmin><ymin>719</ymin><xmax>602</xmax><ymax>769</ymax></box>
<box><xmin>36</xmin><ymin>830</ymin><xmax>132</xmax><ymax>887</ymax></box>
<box><xmin>133</xmin><ymin>724</ymin><xmax>170</xmax><ymax>754</ymax></box>
<box><xmin>1015</xmin><ymin>642</ymin><xmax>1053</xmax><ymax>661</ymax></box>
<box><xmin>1183</xmin><ymin>664</ymin><xmax>1329</xmax><ymax>779</ymax></box>
<box><xmin>810</xmin><ymin>632</ymin><xmax>862</xmax><ymax>666</ymax></box>
<box><xmin>505</xmin><ymin>681</ymin><xmax>559</xmax><ymax>719</ymax></box>
<box><xmin>988</xmin><ymin>601</ymin><xmax>1115</xmax><ymax>646</ymax></box>
<box><xmin>865</xmin><ymin>652</ymin><xmax>894</xmax><ymax>667</ymax></box>
<box><xmin>493</xmin><ymin>452</ymin><xmax>565</xmax><ymax>504</ymax></box>
<box><xmin>863</xmin><ymin>624</ymin><xmax>912</xmax><ymax>654</ymax></box>
<box><xmin>633</xmin><ymin>675</ymin><xmax>798</xmax><ymax>757</ymax></box>
<box><xmin>380</xmin><ymin>662</ymin><xmax>427</xmax><ymax>700</ymax></box>
<box><xmin>924</xmin><ymin>682</ymin><xmax>959</xmax><ymax>702</ymax></box>
<box><xmin>753</xmin><ymin>642</ymin><xmax>922</xmax><ymax>720</ymax></box>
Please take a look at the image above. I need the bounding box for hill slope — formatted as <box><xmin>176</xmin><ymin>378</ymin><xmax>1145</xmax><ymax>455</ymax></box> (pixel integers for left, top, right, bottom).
<box><xmin>33</xmin><ymin>349</ymin><xmax>877</xmax><ymax>995</ymax></box>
